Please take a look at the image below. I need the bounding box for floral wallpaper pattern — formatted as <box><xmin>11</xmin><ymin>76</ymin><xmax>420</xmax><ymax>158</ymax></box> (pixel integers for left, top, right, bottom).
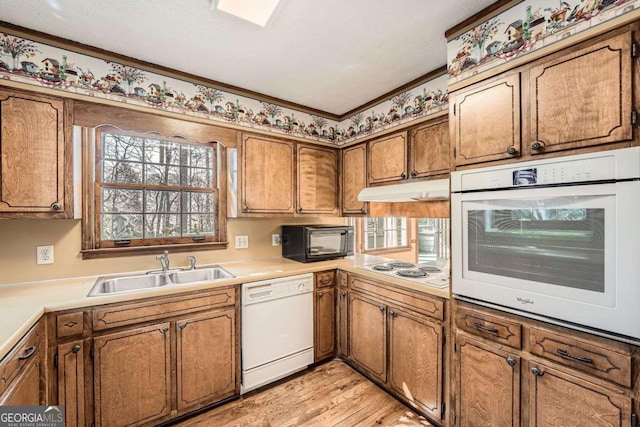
<box><xmin>0</xmin><ymin>31</ymin><xmax>447</xmax><ymax>146</ymax></box>
<box><xmin>448</xmin><ymin>0</ymin><xmax>638</xmax><ymax>84</ymax></box>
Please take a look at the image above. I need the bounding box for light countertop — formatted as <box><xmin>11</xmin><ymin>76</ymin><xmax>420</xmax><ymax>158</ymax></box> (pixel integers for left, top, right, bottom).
<box><xmin>0</xmin><ymin>254</ymin><xmax>450</xmax><ymax>360</ymax></box>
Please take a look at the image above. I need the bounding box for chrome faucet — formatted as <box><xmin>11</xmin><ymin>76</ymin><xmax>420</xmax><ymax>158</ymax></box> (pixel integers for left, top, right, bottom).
<box><xmin>156</xmin><ymin>251</ymin><xmax>170</xmax><ymax>272</ymax></box>
<box><xmin>187</xmin><ymin>255</ymin><xmax>197</xmax><ymax>270</ymax></box>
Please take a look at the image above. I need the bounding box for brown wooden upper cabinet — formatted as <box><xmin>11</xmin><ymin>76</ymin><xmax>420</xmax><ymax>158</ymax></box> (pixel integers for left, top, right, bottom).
<box><xmin>0</xmin><ymin>88</ymin><xmax>72</xmax><ymax>218</ymax></box>
<box><xmin>367</xmin><ymin>131</ymin><xmax>408</xmax><ymax>185</ymax></box>
<box><xmin>450</xmin><ymin>73</ymin><xmax>522</xmax><ymax>167</ymax></box>
<box><xmin>408</xmin><ymin>116</ymin><xmax>450</xmax><ymax>178</ymax></box>
<box><xmin>341</xmin><ymin>143</ymin><xmax>367</xmax><ymax>215</ymax></box>
<box><xmin>240</xmin><ymin>133</ymin><xmax>296</xmax><ymax>216</ymax></box>
<box><xmin>297</xmin><ymin>144</ymin><xmax>339</xmax><ymax>215</ymax></box>
<box><xmin>528</xmin><ymin>30</ymin><xmax>633</xmax><ymax>156</ymax></box>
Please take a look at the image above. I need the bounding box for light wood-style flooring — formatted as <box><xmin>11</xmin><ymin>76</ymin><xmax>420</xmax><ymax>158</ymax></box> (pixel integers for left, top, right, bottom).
<box><xmin>173</xmin><ymin>360</ymin><xmax>433</xmax><ymax>427</ymax></box>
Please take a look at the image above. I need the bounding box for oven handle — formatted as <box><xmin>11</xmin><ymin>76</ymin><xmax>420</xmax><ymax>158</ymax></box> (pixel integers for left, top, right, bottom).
<box><xmin>556</xmin><ymin>349</ymin><xmax>593</xmax><ymax>364</ymax></box>
<box><xmin>473</xmin><ymin>322</ymin><xmax>498</xmax><ymax>334</ymax></box>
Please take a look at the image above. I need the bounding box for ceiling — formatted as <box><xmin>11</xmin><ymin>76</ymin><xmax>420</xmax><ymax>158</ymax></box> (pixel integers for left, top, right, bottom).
<box><xmin>0</xmin><ymin>0</ymin><xmax>495</xmax><ymax>115</ymax></box>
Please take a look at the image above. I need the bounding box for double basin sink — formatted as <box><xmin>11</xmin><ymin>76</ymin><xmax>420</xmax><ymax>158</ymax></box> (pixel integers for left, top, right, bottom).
<box><xmin>88</xmin><ymin>266</ymin><xmax>235</xmax><ymax>297</ymax></box>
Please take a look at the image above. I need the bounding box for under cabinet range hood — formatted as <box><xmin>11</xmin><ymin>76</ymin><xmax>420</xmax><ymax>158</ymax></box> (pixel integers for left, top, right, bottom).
<box><xmin>358</xmin><ymin>178</ymin><xmax>450</xmax><ymax>202</ymax></box>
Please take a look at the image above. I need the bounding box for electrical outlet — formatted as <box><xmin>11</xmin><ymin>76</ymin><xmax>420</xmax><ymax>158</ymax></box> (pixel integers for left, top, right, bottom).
<box><xmin>37</xmin><ymin>245</ymin><xmax>54</xmax><ymax>265</ymax></box>
<box><xmin>235</xmin><ymin>235</ymin><xmax>249</xmax><ymax>249</ymax></box>
<box><xmin>272</xmin><ymin>234</ymin><xmax>281</xmax><ymax>246</ymax></box>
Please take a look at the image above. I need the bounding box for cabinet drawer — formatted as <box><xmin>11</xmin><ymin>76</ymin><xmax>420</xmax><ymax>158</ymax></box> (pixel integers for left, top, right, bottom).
<box><xmin>92</xmin><ymin>287</ymin><xmax>236</xmax><ymax>331</ymax></box>
<box><xmin>56</xmin><ymin>311</ymin><xmax>85</xmax><ymax>339</ymax></box>
<box><xmin>349</xmin><ymin>275</ymin><xmax>443</xmax><ymax>321</ymax></box>
<box><xmin>0</xmin><ymin>320</ymin><xmax>43</xmax><ymax>396</ymax></box>
<box><xmin>456</xmin><ymin>306</ymin><xmax>522</xmax><ymax>349</ymax></box>
<box><xmin>528</xmin><ymin>326</ymin><xmax>632</xmax><ymax>388</ymax></box>
<box><xmin>315</xmin><ymin>270</ymin><xmax>336</xmax><ymax>289</ymax></box>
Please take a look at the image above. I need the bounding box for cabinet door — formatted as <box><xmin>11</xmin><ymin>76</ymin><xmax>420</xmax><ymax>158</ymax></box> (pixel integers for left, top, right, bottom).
<box><xmin>529</xmin><ymin>31</ymin><xmax>633</xmax><ymax>155</ymax></box>
<box><xmin>314</xmin><ymin>288</ymin><xmax>335</xmax><ymax>362</ymax></box>
<box><xmin>0</xmin><ymin>89</ymin><xmax>70</xmax><ymax>217</ymax></box>
<box><xmin>297</xmin><ymin>145</ymin><xmax>338</xmax><ymax>215</ymax></box>
<box><xmin>528</xmin><ymin>361</ymin><xmax>632</xmax><ymax>427</ymax></box>
<box><xmin>341</xmin><ymin>143</ymin><xmax>367</xmax><ymax>215</ymax></box>
<box><xmin>348</xmin><ymin>292</ymin><xmax>386</xmax><ymax>382</ymax></box>
<box><xmin>367</xmin><ymin>131</ymin><xmax>408</xmax><ymax>185</ymax></box>
<box><xmin>240</xmin><ymin>134</ymin><xmax>295</xmax><ymax>215</ymax></box>
<box><xmin>94</xmin><ymin>323</ymin><xmax>172</xmax><ymax>427</ymax></box>
<box><xmin>456</xmin><ymin>334</ymin><xmax>520</xmax><ymax>427</ymax></box>
<box><xmin>0</xmin><ymin>356</ymin><xmax>41</xmax><ymax>406</ymax></box>
<box><xmin>57</xmin><ymin>340</ymin><xmax>88</xmax><ymax>427</ymax></box>
<box><xmin>409</xmin><ymin>117</ymin><xmax>450</xmax><ymax>179</ymax></box>
<box><xmin>336</xmin><ymin>287</ymin><xmax>348</xmax><ymax>358</ymax></box>
<box><xmin>388</xmin><ymin>307</ymin><xmax>443</xmax><ymax>423</ymax></box>
<box><xmin>176</xmin><ymin>309</ymin><xmax>236</xmax><ymax>411</ymax></box>
<box><xmin>451</xmin><ymin>74</ymin><xmax>521</xmax><ymax>166</ymax></box>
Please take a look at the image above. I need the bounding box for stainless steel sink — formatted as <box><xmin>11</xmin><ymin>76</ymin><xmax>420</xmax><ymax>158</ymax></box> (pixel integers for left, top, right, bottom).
<box><xmin>87</xmin><ymin>266</ymin><xmax>235</xmax><ymax>297</ymax></box>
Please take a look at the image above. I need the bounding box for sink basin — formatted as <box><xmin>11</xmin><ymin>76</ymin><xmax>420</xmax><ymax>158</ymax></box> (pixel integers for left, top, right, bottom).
<box><xmin>87</xmin><ymin>266</ymin><xmax>235</xmax><ymax>296</ymax></box>
<box><xmin>168</xmin><ymin>266</ymin><xmax>235</xmax><ymax>284</ymax></box>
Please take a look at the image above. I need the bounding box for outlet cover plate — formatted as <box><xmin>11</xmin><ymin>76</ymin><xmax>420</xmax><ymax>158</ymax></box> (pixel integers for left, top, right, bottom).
<box><xmin>37</xmin><ymin>245</ymin><xmax>54</xmax><ymax>265</ymax></box>
<box><xmin>272</xmin><ymin>234</ymin><xmax>280</xmax><ymax>246</ymax></box>
<box><xmin>235</xmin><ymin>235</ymin><xmax>249</xmax><ymax>249</ymax></box>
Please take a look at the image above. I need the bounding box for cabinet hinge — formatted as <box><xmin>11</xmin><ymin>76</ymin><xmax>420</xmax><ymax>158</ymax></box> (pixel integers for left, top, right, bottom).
<box><xmin>633</xmin><ymin>43</ymin><xmax>638</xmax><ymax>60</ymax></box>
<box><xmin>453</xmin><ymin>104</ymin><xmax>456</xmax><ymax>116</ymax></box>
<box><xmin>442</xmin><ymin>402</ymin><xmax>446</xmax><ymax>417</ymax></box>
<box><xmin>452</xmin><ymin>410</ymin><xmax>456</xmax><ymax>425</ymax></box>
<box><xmin>90</xmin><ymin>345</ymin><xmax>94</xmax><ymax>359</ymax></box>
<box><xmin>293</xmin><ymin>147</ymin><xmax>297</xmax><ymax>155</ymax></box>
<box><xmin>53</xmin><ymin>353</ymin><xmax>58</xmax><ymax>368</ymax></box>
<box><xmin>91</xmin><ymin>422</ymin><xmax>95</xmax><ymax>427</ymax></box>
<box><xmin>632</xmin><ymin>110</ymin><xmax>638</xmax><ymax>127</ymax></box>
<box><xmin>453</xmin><ymin>147</ymin><xmax>456</xmax><ymax>158</ymax></box>
<box><xmin>632</xmin><ymin>412</ymin><xmax>637</xmax><ymax>427</ymax></box>
<box><xmin>454</xmin><ymin>342</ymin><xmax>458</xmax><ymax>352</ymax></box>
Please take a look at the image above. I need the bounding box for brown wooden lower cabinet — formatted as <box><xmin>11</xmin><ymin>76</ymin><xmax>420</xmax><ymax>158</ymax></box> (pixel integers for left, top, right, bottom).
<box><xmin>314</xmin><ymin>287</ymin><xmax>335</xmax><ymax>362</ymax></box>
<box><xmin>348</xmin><ymin>292</ymin><xmax>387</xmax><ymax>382</ymax></box>
<box><xmin>57</xmin><ymin>340</ymin><xmax>89</xmax><ymax>427</ymax></box>
<box><xmin>0</xmin><ymin>355</ymin><xmax>42</xmax><ymax>406</ymax></box>
<box><xmin>336</xmin><ymin>286</ymin><xmax>348</xmax><ymax>358</ymax></box>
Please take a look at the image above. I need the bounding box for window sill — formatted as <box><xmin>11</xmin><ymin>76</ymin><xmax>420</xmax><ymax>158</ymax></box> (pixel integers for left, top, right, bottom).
<box><xmin>81</xmin><ymin>242</ymin><xmax>229</xmax><ymax>260</ymax></box>
<box><xmin>362</xmin><ymin>246</ymin><xmax>412</xmax><ymax>256</ymax></box>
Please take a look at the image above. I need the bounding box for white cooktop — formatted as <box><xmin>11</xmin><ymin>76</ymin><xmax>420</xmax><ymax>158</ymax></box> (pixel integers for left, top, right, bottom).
<box><xmin>357</xmin><ymin>260</ymin><xmax>450</xmax><ymax>288</ymax></box>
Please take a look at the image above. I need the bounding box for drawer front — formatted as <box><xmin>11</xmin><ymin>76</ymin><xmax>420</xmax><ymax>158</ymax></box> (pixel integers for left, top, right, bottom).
<box><xmin>528</xmin><ymin>327</ymin><xmax>631</xmax><ymax>388</ymax></box>
<box><xmin>349</xmin><ymin>275</ymin><xmax>443</xmax><ymax>321</ymax></box>
<box><xmin>92</xmin><ymin>287</ymin><xmax>236</xmax><ymax>331</ymax></box>
<box><xmin>0</xmin><ymin>320</ymin><xmax>43</xmax><ymax>396</ymax></box>
<box><xmin>456</xmin><ymin>307</ymin><xmax>522</xmax><ymax>349</ymax></box>
<box><xmin>56</xmin><ymin>312</ymin><xmax>85</xmax><ymax>339</ymax></box>
<box><xmin>315</xmin><ymin>270</ymin><xmax>336</xmax><ymax>289</ymax></box>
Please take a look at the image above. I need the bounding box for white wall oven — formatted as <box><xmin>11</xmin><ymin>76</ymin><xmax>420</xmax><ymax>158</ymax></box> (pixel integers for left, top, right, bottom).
<box><xmin>451</xmin><ymin>148</ymin><xmax>640</xmax><ymax>342</ymax></box>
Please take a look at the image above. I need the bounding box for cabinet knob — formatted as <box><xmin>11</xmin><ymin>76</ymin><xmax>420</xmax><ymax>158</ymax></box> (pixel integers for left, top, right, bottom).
<box><xmin>506</xmin><ymin>146</ymin><xmax>517</xmax><ymax>155</ymax></box>
<box><xmin>161</xmin><ymin>327</ymin><xmax>169</xmax><ymax>334</ymax></box>
<box><xmin>400</xmin><ymin>172</ymin><xmax>407</xmax><ymax>179</ymax></box>
<box><xmin>179</xmin><ymin>323</ymin><xmax>187</xmax><ymax>330</ymax></box>
<box><xmin>410</xmin><ymin>170</ymin><xmax>417</xmax><ymax>177</ymax></box>
<box><xmin>390</xmin><ymin>310</ymin><xmax>398</xmax><ymax>317</ymax></box>
<box><xmin>72</xmin><ymin>345</ymin><xmax>81</xmax><ymax>354</ymax></box>
<box><xmin>318</xmin><ymin>291</ymin><xmax>324</xmax><ymax>297</ymax></box>
<box><xmin>51</xmin><ymin>203</ymin><xmax>61</xmax><ymax>211</ymax></box>
<box><xmin>531</xmin><ymin>367</ymin><xmax>543</xmax><ymax>376</ymax></box>
<box><xmin>379</xmin><ymin>305</ymin><xmax>385</xmax><ymax>312</ymax></box>
<box><xmin>531</xmin><ymin>142</ymin><xmax>542</xmax><ymax>151</ymax></box>
<box><xmin>242</xmin><ymin>206</ymin><xmax>249</xmax><ymax>213</ymax></box>
<box><xmin>297</xmin><ymin>207</ymin><xmax>303</xmax><ymax>213</ymax></box>
<box><xmin>360</xmin><ymin>207</ymin><xmax>366</xmax><ymax>214</ymax></box>
<box><xmin>506</xmin><ymin>357</ymin><xmax>515</xmax><ymax>367</ymax></box>
<box><xmin>341</xmin><ymin>291</ymin><xmax>346</xmax><ymax>297</ymax></box>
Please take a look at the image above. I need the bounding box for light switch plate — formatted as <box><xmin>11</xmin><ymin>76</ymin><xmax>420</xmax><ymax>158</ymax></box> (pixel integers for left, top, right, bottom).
<box><xmin>37</xmin><ymin>245</ymin><xmax>54</xmax><ymax>264</ymax></box>
<box><xmin>235</xmin><ymin>235</ymin><xmax>249</xmax><ymax>249</ymax></box>
<box><xmin>272</xmin><ymin>234</ymin><xmax>280</xmax><ymax>246</ymax></box>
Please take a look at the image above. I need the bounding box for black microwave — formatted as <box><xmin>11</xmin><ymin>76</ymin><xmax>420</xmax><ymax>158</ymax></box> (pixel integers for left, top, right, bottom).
<box><xmin>282</xmin><ymin>225</ymin><xmax>354</xmax><ymax>263</ymax></box>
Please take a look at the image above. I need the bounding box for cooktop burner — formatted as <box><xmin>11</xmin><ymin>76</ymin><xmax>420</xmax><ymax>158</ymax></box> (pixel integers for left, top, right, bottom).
<box><xmin>396</xmin><ymin>270</ymin><xmax>428</xmax><ymax>278</ymax></box>
<box><xmin>418</xmin><ymin>266</ymin><xmax>442</xmax><ymax>273</ymax></box>
<box><xmin>372</xmin><ymin>264</ymin><xmax>394</xmax><ymax>271</ymax></box>
<box><xmin>388</xmin><ymin>262</ymin><xmax>416</xmax><ymax>269</ymax></box>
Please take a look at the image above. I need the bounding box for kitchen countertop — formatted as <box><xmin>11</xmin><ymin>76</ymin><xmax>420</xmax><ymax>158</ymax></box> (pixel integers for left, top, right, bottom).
<box><xmin>0</xmin><ymin>254</ymin><xmax>450</xmax><ymax>360</ymax></box>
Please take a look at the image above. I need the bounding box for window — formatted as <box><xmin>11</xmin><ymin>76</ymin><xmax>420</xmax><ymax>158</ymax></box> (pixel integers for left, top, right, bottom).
<box><xmin>81</xmin><ymin>112</ymin><xmax>227</xmax><ymax>258</ymax></box>
<box><xmin>363</xmin><ymin>217</ymin><xmax>408</xmax><ymax>251</ymax></box>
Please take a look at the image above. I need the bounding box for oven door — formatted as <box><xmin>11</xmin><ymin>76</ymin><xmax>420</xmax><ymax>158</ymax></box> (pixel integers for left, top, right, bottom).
<box><xmin>452</xmin><ymin>181</ymin><xmax>640</xmax><ymax>340</ymax></box>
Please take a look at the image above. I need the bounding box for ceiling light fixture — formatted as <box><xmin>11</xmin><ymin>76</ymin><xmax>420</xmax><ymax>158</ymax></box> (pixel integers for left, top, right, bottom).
<box><xmin>216</xmin><ymin>0</ymin><xmax>281</xmax><ymax>27</ymax></box>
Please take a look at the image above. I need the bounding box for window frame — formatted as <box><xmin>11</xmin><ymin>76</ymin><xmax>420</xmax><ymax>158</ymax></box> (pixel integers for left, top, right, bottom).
<box><xmin>358</xmin><ymin>216</ymin><xmax>411</xmax><ymax>254</ymax></box>
<box><xmin>80</xmin><ymin>109</ymin><xmax>228</xmax><ymax>259</ymax></box>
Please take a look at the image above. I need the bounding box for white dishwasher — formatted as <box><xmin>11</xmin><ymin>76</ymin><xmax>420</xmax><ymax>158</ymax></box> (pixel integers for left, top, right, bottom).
<box><xmin>241</xmin><ymin>273</ymin><xmax>314</xmax><ymax>393</ymax></box>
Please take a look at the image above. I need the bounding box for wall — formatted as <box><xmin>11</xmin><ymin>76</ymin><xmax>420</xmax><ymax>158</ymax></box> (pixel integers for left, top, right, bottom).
<box><xmin>0</xmin><ymin>216</ymin><xmax>346</xmax><ymax>285</ymax></box>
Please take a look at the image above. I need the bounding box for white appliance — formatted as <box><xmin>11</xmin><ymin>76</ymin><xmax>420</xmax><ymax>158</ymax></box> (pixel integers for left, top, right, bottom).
<box><xmin>358</xmin><ymin>178</ymin><xmax>450</xmax><ymax>202</ymax></box>
<box><xmin>451</xmin><ymin>147</ymin><xmax>640</xmax><ymax>342</ymax></box>
<box><xmin>241</xmin><ymin>273</ymin><xmax>314</xmax><ymax>393</ymax></box>
<box><xmin>358</xmin><ymin>260</ymin><xmax>449</xmax><ymax>288</ymax></box>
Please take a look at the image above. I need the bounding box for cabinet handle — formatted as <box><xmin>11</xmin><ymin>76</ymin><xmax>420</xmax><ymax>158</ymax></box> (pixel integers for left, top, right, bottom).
<box><xmin>51</xmin><ymin>203</ymin><xmax>61</xmax><ymax>211</ymax></box>
<box><xmin>297</xmin><ymin>207</ymin><xmax>303</xmax><ymax>212</ymax></box>
<box><xmin>506</xmin><ymin>357</ymin><xmax>516</xmax><ymax>367</ymax></box>
<box><xmin>318</xmin><ymin>292</ymin><xmax>324</xmax><ymax>297</ymax></box>
<box><xmin>320</xmin><ymin>277</ymin><xmax>332</xmax><ymax>285</ymax></box>
<box><xmin>400</xmin><ymin>172</ymin><xmax>407</xmax><ymax>179</ymax></box>
<box><xmin>71</xmin><ymin>345</ymin><xmax>81</xmax><ymax>354</ymax></box>
<box><xmin>179</xmin><ymin>323</ymin><xmax>187</xmax><ymax>330</ymax></box>
<box><xmin>556</xmin><ymin>349</ymin><xmax>593</xmax><ymax>364</ymax></box>
<box><xmin>18</xmin><ymin>346</ymin><xmax>37</xmax><ymax>360</ymax></box>
<box><xmin>161</xmin><ymin>327</ymin><xmax>169</xmax><ymax>334</ymax></box>
<box><xmin>379</xmin><ymin>305</ymin><xmax>385</xmax><ymax>312</ymax></box>
<box><xmin>506</xmin><ymin>146</ymin><xmax>517</xmax><ymax>155</ymax></box>
<box><xmin>531</xmin><ymin>367</ymin><xmax>543</xmax><ymax>376</ymax></box>
<box><xmin>341</xmin><ymin>291</ymin><xmax>346</xmax><ymax>297</ymax></box>
<box><xmin>473</xmin><ymin>322</ymin><xmax>498</xmax><ymax>334</ymax></box>
<box><xmin>410</xmin><ymin>170</ymin><xmax>417</xmax><ymax>177</ymax></box>
<box><xmin>360</xmin><ymin>207</ymin><xmax>366</xmax><ymax>214</ymax></box>
<box><xmin>390</xmin><ymin>310</ymin><xmax>398</xmax><ymax>317</ymax></box>
<box><xmin>242</xmin><ymin>206</ymin><xmax>249</xmax><ymax>213</ymax></box>
<box><xmin>531</xmin><ymin>142</ymin><xmax>542</xmax><ymax>151</ymax></box>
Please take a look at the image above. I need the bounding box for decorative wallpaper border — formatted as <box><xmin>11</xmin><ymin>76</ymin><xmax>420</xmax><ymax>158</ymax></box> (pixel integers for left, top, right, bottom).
<box><xmin>0</xmin><ymin>30</ymin><xmax>448</xmax><ymax>146</ymax></box>
<box><xmin>447</xmin><ymin>0</ymin><xmax>638</xmax><ymax>85</ymax></box>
